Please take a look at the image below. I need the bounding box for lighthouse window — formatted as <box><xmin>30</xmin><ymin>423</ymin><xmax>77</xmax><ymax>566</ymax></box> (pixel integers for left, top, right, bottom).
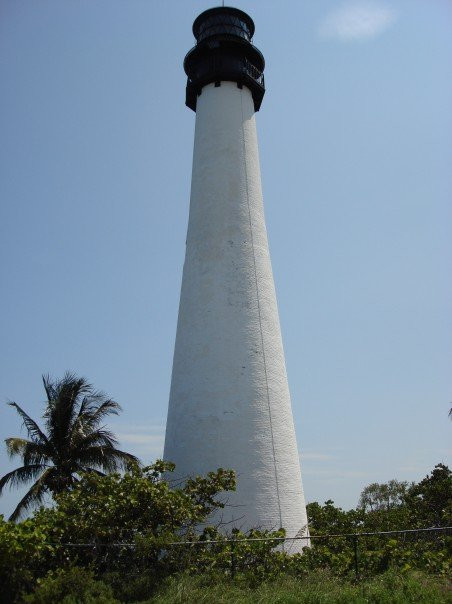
<box><xmin>197</xmin><ymin>14</ymin><xmax>252</xmax><ymax>43</ymax></box>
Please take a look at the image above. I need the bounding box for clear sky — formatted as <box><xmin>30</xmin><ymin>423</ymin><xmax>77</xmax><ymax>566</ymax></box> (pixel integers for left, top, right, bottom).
<box><xmin>1</xmin><ymin>0</ymin><xmax>451</xmax><ymax>519</ymax></box>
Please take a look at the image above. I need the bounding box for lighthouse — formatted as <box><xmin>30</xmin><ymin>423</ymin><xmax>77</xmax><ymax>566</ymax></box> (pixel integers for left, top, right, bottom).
<box><xmin>164</xmin><ymin>7</ymin><xmax>309</xmax><ymax>545</ymax></box>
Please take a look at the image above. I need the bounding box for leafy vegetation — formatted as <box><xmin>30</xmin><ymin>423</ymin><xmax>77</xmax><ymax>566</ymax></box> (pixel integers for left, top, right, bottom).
<box><xmin>0</xmin><ymin>373</ymin><xmax>138</xmax><ymax>521</ymax></box>
<box><xmin>22</xmin><ymin>567</ymin><xmax>118</xmax><ymax>604</ymax></box>
<box><xmin>0</xmin><ymin>461</ymin><xmax>238</xmax><ymax>602</ymax></box>
<box><xmin>1</xmin><ymin>376</ymin><xmax>451</xmax><ymax>601</ymax></box>
<box><xmin>302</xmin><ymin>464</ymin><xmax>451</xmax><ymax>579</ymax></box>
<box><xmin>0</xmin><ymin>461</ymin><xmax>450</xmax><ymax>603</ymax></box>
<box><xmin>358</xmin><ymin>479</ymin><xmax>410</xmax><ymax>513</ymax></box>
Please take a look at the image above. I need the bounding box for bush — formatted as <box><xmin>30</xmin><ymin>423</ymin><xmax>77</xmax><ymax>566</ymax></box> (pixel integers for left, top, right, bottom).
<box><xmin>1</xmin><ymin>462</ymin><xmax>450</xmax><ymax>601</ymax></box>
<box><xmin>23</xmin><ymin>567</ymin><xmax>118</xmax><ymax>604</ymax></box>
<box><xmin>0</xmin><ymin>515</ymin><xmax>56</xmax><ymax>603</ymax></box>
<box><xmin>0</xmin><ymin>462</ymin><xmax>236</xmax><ymax>602</ymax></box>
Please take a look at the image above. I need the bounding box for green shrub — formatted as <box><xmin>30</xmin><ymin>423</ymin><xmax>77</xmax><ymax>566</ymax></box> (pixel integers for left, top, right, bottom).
<box><xmin>1</xmin><ymin>462</ymin><xmax>450</xmax><ymax>602</ymax></box>
<box><xmin>0</xmin><ymin>515</ymin><xmax>56</xmax><ymax>603</ymax></box>
<box><xmin>22</xmin><ymin>567</ymin><xmax>118</xmax><ymax>604</ymax></box>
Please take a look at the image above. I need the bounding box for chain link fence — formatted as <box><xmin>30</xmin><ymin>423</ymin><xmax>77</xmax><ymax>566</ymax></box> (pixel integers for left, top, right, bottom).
<box><xmin>41</xmin><ymin>526</ymin><xmax>451</xmax><ymax>580</ymax></box>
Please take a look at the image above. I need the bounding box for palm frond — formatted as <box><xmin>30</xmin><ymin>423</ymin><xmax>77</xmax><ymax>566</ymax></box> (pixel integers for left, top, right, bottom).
<box><xmin>78</xmin><ymin>389</ymin><xmax>112</xmax><ymax>412</ymax></box>
<box><xmin>42</xmin><ymin>373</ymin><xmax>57</xmax><ymax>404</ymax></box>
<box><xmin>76</xmin><ymin>446</ymin><xmax>139</xmax><ymax>473</ymax></box>
<box><xmin>73</xmin><ymin>395</ymin><xmax>93</xmax><ymax>424</ymax></box>
<box><xmin>111</xmin><ymin>448</ymin><xmax>140</xmax><ymax>469</ymax></box>
<box><xmin>5</xmin><ymin>438</ymin><xmax>30</xmax><ymax>458</ymax></box>
<box><xmin>43</xmin><ymin>373</ymin><xmax>90</xmax><ymax>455</ymax></box>
<box><xmin>0</xmin><ymin>464</ymin><xmax>48</xmax><ymax>495</ymax></box>
<box><xmin>80</xmin><ymin>398</ymin><xmax>121</xmax><ymax>428</ymax></box>
<box><xmin>8</xmin><ymin>468</ymin><xmax>53</xmax><ymax>522</ymax></box>
<box><xmin>7</xmin><ymin>403</ymin><xmax>48</xmax><ymax>445</ymax></box>
<box><xmin>5</xmin><ymin>438</ymin><xmax>50</xmax><ymax>465</ymax></box>
<box><xmin>90</xmin><ymin>398</ymin><xmax>121</xmax><ymax>420</ymax></box>
<box><xmin>70</xmin><ymin>399</ymin><xmax>121</xmax><ymax>446</ymax></box>
<box><xmin>72</xmin><ymin>428</ymin><xmax>119</xmax><ymax>451</ymax></box>
<box><xmin>23</xmin><ymin>441</ymin><xmax>51</xmax><ymax>465</ymax></box>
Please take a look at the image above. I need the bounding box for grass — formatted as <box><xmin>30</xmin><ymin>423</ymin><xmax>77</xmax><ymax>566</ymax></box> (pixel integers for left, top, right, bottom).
<box><xmin>148</xmin><ymin>570</ymin><xmax>451</xmax><ymax>604</ymax></box>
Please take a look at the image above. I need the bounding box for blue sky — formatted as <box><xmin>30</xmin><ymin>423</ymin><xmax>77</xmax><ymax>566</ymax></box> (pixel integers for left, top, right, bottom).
<box><xmin>1</xmin><ymin>0</ymin><xmax>451</xmax><ymax>518</ymax></box>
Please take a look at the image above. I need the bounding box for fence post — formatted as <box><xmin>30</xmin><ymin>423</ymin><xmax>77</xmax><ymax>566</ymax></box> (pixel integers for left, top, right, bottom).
<box><xmin>353</xmin><ymin>535</ymin><xmax>359</xmax><ymax>580</ymax></box>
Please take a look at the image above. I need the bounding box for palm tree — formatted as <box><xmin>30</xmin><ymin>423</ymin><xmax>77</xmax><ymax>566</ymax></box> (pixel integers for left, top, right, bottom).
<box><xmin>1</xmin><ymin>372</ymin><xmax>139</xmax><ymax>521</ymax></box>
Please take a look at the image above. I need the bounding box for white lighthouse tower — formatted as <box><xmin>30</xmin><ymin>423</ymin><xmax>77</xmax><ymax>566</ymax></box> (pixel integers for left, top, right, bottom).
<box><xmin>164</xmin><ymin>7</ymin><xmax>309</xmax><ymax>545</ymax></box>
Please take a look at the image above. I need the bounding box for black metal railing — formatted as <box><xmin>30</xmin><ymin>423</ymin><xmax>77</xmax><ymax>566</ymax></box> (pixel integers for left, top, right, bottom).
<box><xmin>244</xmin><ymin>58</ymin><xmax>264</xmax><ymax>87</ymax></box>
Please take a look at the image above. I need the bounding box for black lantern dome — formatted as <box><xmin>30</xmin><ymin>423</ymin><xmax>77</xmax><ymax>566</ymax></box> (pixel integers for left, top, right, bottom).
<box><xmin>184</xmin><ymin>7</ymin><xmax>265</xmax><ymax>112</ymax></box>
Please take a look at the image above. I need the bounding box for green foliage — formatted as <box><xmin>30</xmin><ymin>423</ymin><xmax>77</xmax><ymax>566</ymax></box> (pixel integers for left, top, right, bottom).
<box><xmin>1</xmin><ymin>373</ymin><xmax>138</xmax><ymax>521</ymax></box>
<box><xmin>0</xmin><ymin>515</ymin><xmax>55</xmax><ymax>602</ymax></box>
<box><xmin>164</xmin><ymin>527</ymin><xmax>289</xmax><ymax>581</ymax></box>
<box><xmin>359</xmin><ymin>479</ymin><xmax>410</xmax><ymax>513</ymax></box>
<box><xmin>1</xmin><ymin>461</ymin><xmax>451</xmax><ymax>603</ymax></box>
<box><xmin>298</xmin><ymin>468</ymin><xmax>452</xmax><ymax>579</ymax></box>
<box><xmin>22</xmin><ymin>567</ymin><xmax>118</xmax><ymax>604</ymax></box>
<box><xmin>38</xmin><ymin>461</ymin><xmax>236</xmax><ymax>543</ymax></box>
<box><xmin>307</xmin><ymin>499</ymin><xmax>363</xmax><ymax>534</ymax></box>
<box><xmin>0</xmin><ymin>461</ymin><xmax>237</xmax><ymax>602</ymax></box>
<box><xmin>405</xmin><ymin>463</ymin><xmax>452</xmax><ymax>527</ymax></box>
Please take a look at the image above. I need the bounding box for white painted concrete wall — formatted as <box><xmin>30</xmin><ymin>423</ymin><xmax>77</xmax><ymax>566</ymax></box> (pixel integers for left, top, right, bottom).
<box><xmin>164</xmin><ymin>82</ymin><xmax>308</xmax><ymax>549</ymax></box>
